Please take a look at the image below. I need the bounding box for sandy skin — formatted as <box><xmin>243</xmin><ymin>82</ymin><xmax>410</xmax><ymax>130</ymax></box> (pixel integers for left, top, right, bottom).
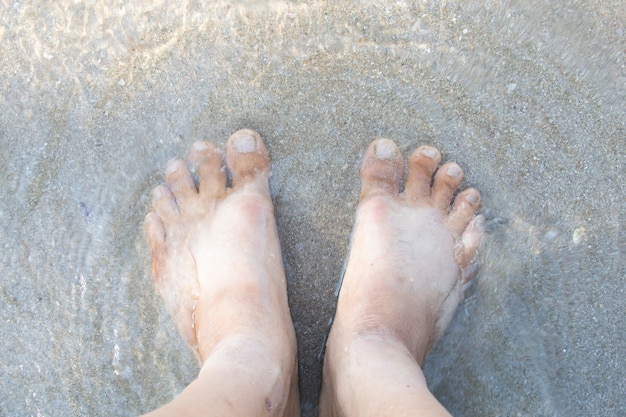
<box><xmin>144</xmin><ymin>129</ymin><xmax>484</xmax><ymax>416</ymax></box>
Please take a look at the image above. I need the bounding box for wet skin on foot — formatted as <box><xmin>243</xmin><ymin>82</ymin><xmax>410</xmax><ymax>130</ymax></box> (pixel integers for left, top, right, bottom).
<box><xmin>332</xmin><ymin>138</ymin><xmax>484</xmax><ymax>362</ymax></box>
<box><xmin>319</xmin><ymin>138</ymin><xmax>485</xmax><ymax>417</ymax></box>
<box><xmin>144</xmin><ymin>129</ymin><xmax>296</xmax><ymax>361</ymax></box>
<box><xmin>144</xmin><ymin>129</ymin><xmax>300</xmax><ymax>417</ymax></box>
<box><xmin>144</xmin><ymin>131</ymin><xmax>484</xmax><ymax>417</ymax></box>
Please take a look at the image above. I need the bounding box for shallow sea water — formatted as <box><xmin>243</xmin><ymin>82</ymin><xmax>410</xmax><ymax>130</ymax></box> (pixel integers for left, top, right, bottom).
<box><xmin>0</xmin><ymin>1</ymin><xmax>624</xmax><ymax>416</ymax></box>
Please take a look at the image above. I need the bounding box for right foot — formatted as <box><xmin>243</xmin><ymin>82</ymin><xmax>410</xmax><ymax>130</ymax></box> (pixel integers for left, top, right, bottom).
<box><xmin>321</xmin><ymin>138</ymin><xmax>484</xmax><ymax>416</ymax></box>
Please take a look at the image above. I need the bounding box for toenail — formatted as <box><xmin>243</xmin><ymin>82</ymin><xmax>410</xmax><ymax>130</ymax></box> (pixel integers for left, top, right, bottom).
<box><xmin>193</xmin><ymin>141</ymin><xmax>211</xmax><ymax>152</ymax></box>
<box><xmin>421</xmin><ymin>147</ymin><xmax>439</xmax><ymax>159</ymax></box>
<box><xmin>375</xmin><ymin>140</ymin><xmax>397</xmax><ymax>160</ymax></box>
<box><xmin>165</xmin><ymin>160</ymin><xmax>180</xmax><ymax>175</ymax></box>
<box><xmin>465</xmin><ymin>192</ymin><xmax>479</xmax><ymax>204</ymax></box>
<box><xmin>232</xmin><ymin>133</ymin><xmax>257</xmax><ymax>153</ymax></box>
<box><xmin>446</xmin><ymin>165</ymin><xmax>461</xmax><ymax>178</ymax></box>
<box><xmin>152</xmin><ymin>187</ymin><xmax>163</xmax><ymax>199</ymax></box>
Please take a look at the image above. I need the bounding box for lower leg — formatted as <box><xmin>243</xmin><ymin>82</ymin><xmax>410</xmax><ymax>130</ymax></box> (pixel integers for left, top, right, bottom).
<box><xmin>322</xmin><ymin>335</ymin><xmax>450</xmax><ymax>417</ymax></box>
<box><xmin>145</xmin><ymin>335</ymin><xmax>299</xmax><ymax>417</ymax></box>
<box><xmin>320</xmin><ymin>139</ymin><xmax>484</xmax><ymax>417</ymax></box>
<box><xmin>144</xmin><ymin>130</ymin><xmax>300</xmax><ymax>417</ymax></box>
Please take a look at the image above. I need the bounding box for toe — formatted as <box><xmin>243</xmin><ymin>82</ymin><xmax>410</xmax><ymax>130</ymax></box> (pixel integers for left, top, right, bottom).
<box><xmin>404</xmin><ymin>145</ymin><xmax>442</xmax><ymax>202</ymax></box>
<box><xmin>165</xmin><ymin>159</ymin><xmax>197</xmax><ymax>205</ymax></box>
<box><xmin>225</xmin><ymin>129</ymin><xmax>270</xmax><ymax>192</ymax></box>
<box><xmin>189</xmin><ymin>141</ymin><xmax>226</xmax><ymax>199</ymax></box>
<box><xmin>359</xmin><ymin>138</ymin><xmax>404</xmax><ymax>199</ymax></box>
<box><xmin>188</xmin><ymin>140</ymin><xmax>216</xmax><ymax>165</ymax></box>
<box><xmin>151</xmin><ymin>185</ymin><xmax>178</xmax><ymax>221</ymax></box>
<box><xmin>144</xmin><ymin>211</ymin><xmax>165</xmax><ymax>254</ymax></box>
<box><xmin>447</xmin><ymin>188</ymin><xmax>481</xmax><ymax>235</ymax></box>
<box><xmin>144</xmin><ymin>211</ymin><xmax>166</xmax><ymax>279</ymax></box>
<box><xmin>456</xmin><ymin>215</ymin><xmax>485</xmax><ymax>273</ymax></box>
<box><xmin>431</xmin><ymin>162</ymin><xmax>464</xmax><ymax>210</ymax></box>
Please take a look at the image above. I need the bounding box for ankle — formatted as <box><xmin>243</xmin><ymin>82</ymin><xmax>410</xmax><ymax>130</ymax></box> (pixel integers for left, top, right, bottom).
<box><xmin>193</xmin><ymin>334</ymin><xmax>298</xmax><ymax>417</ymax></box>
<box><xmin>322</xmin><ymin>332</ymin><xmax>433</xmax><ymax>417</ymax></box>
<box><xmin>198</xmin><ymin>327</ymin><xmax>296</xmax><ymax>363</ymax></box>
<box><xmin>329</xmin><ymin>305</ymin><xmax>433</xmax><ymax>365</ymax></box>
<box><xmin>326</xmin><ymin>326</ymin><xmax>419</xmax><ymax>373</ymax></box>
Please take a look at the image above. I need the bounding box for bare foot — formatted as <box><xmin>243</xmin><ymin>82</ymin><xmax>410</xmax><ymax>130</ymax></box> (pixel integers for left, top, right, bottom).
<box><xmin>320</xmin><ymin>138</ymin><xmax>484</xmax><ymax>417</ymax></box>
<box><xmin>144</xmin><ymin>129</ymin><xmax>299</xmax><ymax>416</ymax></box>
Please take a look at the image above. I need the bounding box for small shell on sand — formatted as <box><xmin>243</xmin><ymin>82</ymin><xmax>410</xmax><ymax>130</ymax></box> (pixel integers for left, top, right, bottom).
<box><xmin>572</xmin><ymin>227</ymin><xmax>586</xmax><ymax>245</ymax></box>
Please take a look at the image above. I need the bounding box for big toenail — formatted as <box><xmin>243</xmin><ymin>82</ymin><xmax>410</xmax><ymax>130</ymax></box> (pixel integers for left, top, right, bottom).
<box><xmin>447</xmin><ymin>165</ymin><xmax>461</xmax><ymax>178</ymax></box>
<box><xmin>233</xmin><ymin>134</ymin><xmax>257</xmax><ymax>153</ymax></box>
<box><xmin>375</xmin><ymin>140</ymin><xmax>397</xmax><ymax>159</ymax></box>
<box><xmin>465</xmin><ymin>192</ymin><xmax>479</xmax><ymax>204</ymax></box>
<box><xmin>421</xmin><ymin>147</ymin><xmax>438</xmax><ymax>159</ymax></box>
<box><xmin>165</xmin><ymin>160</ymin><xmax>179</xmax><ymax>175</ymax></box>
<box><xmin>152</xmin><ymin>187</ymin><xmax>163</xmax><ymax>199</ymax></box>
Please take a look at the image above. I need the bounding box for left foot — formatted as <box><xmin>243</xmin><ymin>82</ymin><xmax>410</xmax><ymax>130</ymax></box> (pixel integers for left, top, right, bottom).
<box><xmin>144</xmin><ymin>129</ymin><xmax>299</xmax><ymax>415</ymax></box>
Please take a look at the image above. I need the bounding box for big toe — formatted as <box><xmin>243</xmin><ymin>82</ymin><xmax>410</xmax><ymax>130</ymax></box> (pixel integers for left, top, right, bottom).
<box><xmin>359</xmin><ymin>138</ymin><xmax>404</xmax><ymax>199</ymax></box>
<box><xmin>225</xmin><ymin>129</ymin><xmax>270</xmax><ymax>192</ymax></box>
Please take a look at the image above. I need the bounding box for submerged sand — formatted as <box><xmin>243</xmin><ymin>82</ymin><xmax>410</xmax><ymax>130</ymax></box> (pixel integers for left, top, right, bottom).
<box><xmin>0</xmin><ymin>1</ymin><xmax>624</xmax><ymax>415</ymax></box>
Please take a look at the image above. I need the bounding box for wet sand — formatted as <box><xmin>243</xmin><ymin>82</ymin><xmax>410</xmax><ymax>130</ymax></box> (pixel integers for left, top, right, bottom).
<box><xmin>0</xmin><ymin>1</ymin><xmax>624</xmax><ymax>415</ymax></box>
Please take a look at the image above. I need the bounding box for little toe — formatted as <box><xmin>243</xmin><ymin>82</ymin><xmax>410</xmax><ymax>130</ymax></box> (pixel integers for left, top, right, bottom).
<box><xmin>165</xmin><ymin>159</ymin><xmax>197</xmax><ymax>205</ymax></box>
<box><xmin>151</xmin><ymin>185</ymin><xmax>178</xmax><ymax>221</ymax></box>
<box><xmin>447</xmin><ymin>188</ymin><xmax>481</xmax><ymax>235</ymax></box>
<box><xmin>225</xmin><ymin>129</ymin><xmax>270</xmax><ymax>192</ymax></box>
<box><xmin>457</xmin><ymin>215</ymin><xmax>485</xmax><ymax>272</ymax></box>
<box><xmin>189</xmin><ymin>141</ymin><xmax>226</xmax><ymax>199</ymax></box>
<box><xmin>144</xmin><ymin>211</ymin><xmax>169</xmax><ymax>285</ymax></box>
<box><xmin>431</xmin><ymin>162</ymin><xmax>464</xmax><ymax>210</ymax></box>
<box><xmin>359</xmin><ymin>138</ymin><xmax>404</xmax><ymax>199</ymax></box>
<box><xmin>404</xmin><ymin>145</ymin><xmax>442</xmax><ymax>202</ymax></box>
<box><xmin>144</xmin><ymin>211</ymin><xmax>165</xmax><ymax>254</ymax></box>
